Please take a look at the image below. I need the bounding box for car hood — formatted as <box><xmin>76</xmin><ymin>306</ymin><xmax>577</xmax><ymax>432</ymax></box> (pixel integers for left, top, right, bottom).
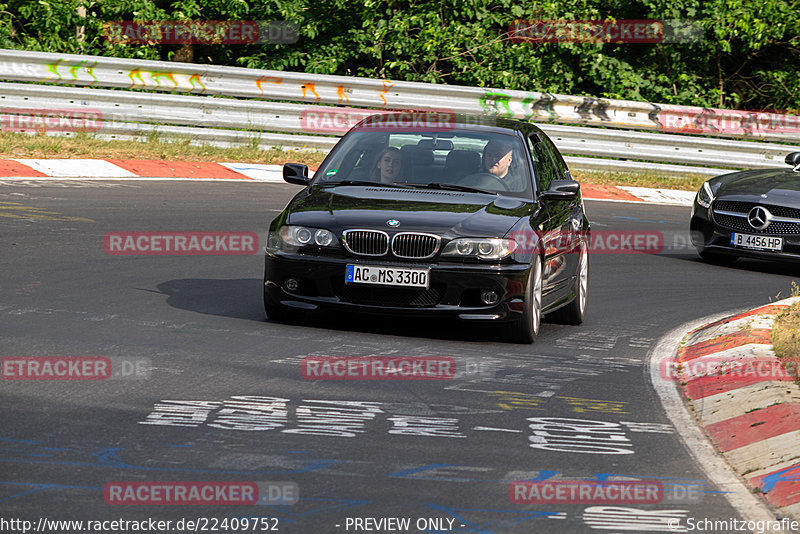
<box><xmin>285</xmin><ymin>185</ymin><xmax>533</xmax><ymax>238</ymax></box>
<box><xmin>715</xmin><ymin>168</ymin><xmax>800</xmax><ymax>206</ymax></box>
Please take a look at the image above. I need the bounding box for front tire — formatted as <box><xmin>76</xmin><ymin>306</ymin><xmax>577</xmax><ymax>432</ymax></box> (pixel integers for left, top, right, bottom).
<box><xmin>549</xmin><ymin>238</ymin><xmax>588</xmax><ymax>325</ymax></box>
<box><xmin>509</xmin><ymin>255</ymin><xmax>543</xmax><ymax>344</ymax></box>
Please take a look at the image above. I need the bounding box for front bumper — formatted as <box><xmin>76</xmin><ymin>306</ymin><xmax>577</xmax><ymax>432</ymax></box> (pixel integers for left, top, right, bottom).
<box><xmin>264</xmin><ymin>252</ymin><xmax>531</xmax><ymax>320</ymax></box>
<box><xmin>691</xmin><ymin>205</ymin><xmax>800</xmax><ymax>262</ymax></box>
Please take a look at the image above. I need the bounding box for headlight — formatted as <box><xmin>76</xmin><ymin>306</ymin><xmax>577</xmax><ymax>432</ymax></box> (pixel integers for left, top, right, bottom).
<box><xmin>697</xmin><ymin>181</ymin><xmax>715</xmax><ymax>208</ymax></box>
<box><xmin>295</xmin><ymin>227</ymin><xmax>313</xmax><ymax>244</ymax></box>
<box><xmin>274</xmin><ymin>226</ymin><xmax>339</xmax><ymax>249</ymax></box>
<box><xmin>442</xmin><ymin>238</ymin><xmax>517</xmax><ymax>260</ymax></box>
<box><xmin>314</xmin><ymin>229</ymin><xmax>334</xmax><ymax>246</ymax></box>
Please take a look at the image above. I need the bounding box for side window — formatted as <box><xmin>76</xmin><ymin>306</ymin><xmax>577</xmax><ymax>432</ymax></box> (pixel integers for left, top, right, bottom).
<box><xmin>529</xmin><ymin>136</ymin><xmax>558</xmax><ymax>191</ymax></box>
<box><xmin>525</xmin><ymin>135</ymin><xmax>540</xmax><ymax>164</ymax></box>
<box><xmin>540</xmin><ymin>133</ymin><xmax>568</xmax><ymax>178</ymax></box>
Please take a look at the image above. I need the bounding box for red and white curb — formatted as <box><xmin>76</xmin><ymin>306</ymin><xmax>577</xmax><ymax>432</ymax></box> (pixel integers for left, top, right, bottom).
<box><xmin>0</xmin><ymin>159</ymin><xmax>695</xmax><ymax>206</ymax></box>
<box><xmin>674</xmin><ymin>297</ymin><xmax>800</xmax><ymax>519</ymax></box>
<box><xmin>0</xmin><ymin>159</ymin><xmax>291</xmax><ymax>181</ymax></box>
<box><xmin>581</xmin><ymin>184</ymin><xmax>695</xmax><ymax>205</ymax></box>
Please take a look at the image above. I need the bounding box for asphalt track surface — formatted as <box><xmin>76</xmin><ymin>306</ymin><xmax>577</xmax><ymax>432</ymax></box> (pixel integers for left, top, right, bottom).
<box><xmin>2</xmin><ymin>179</ymin><xmax>799</xmax><ymax>534</ymax></box>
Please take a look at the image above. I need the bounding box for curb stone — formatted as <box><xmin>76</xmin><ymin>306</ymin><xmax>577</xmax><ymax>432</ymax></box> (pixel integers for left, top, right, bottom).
<box><xmin>0</xmin><ymin>158</ymin><xmax>695</xmax><ymax>205</ymax></box>
<box><xmin>675</xmin><ymin>297</ymin><xmax>800</xmax><ymax>519</ymax></box>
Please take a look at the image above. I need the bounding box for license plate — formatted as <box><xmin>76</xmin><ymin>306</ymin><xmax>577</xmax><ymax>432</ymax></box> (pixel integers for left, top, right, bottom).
<box><xmin>730</xmin><ymin>233</ymin><xmax>783</xmax><ymax>251</ymax></box>
<box><xmin>345</xmin><ymin>264</ymin><xmax>430</xmax><ymax>288</ymax></box>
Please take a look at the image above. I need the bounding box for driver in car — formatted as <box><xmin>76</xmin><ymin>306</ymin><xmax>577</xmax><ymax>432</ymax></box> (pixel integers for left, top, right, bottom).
<box><xmin>461</xmin><ymin>139</ymin><xmax>518</xmax><ymax>192</ymax></box>
<box><xmin>483</xmin><ymin>139</ymin><xmax>514</xmax><ymax>179</ymax></box>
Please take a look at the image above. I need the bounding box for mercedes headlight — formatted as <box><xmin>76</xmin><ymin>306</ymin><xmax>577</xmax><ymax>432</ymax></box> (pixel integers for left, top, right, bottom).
<box><xmin>697</xmin><ymin>181</ymin><xmax>715</xmax><ymax>208</ymax></box>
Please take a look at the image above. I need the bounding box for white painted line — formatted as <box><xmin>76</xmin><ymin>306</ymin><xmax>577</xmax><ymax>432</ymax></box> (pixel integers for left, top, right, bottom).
<box><xmin>682</xmin><ymin>315</ymin><xmax>777</xmax><ymax>346</ymax></box>
<box><xmin>218</xmin><ymin>163</ymin><xmax>284</xmax><ymax>182</ymax></box>
<box><xmin>694</xmin><ymin>381</ymin><xmax>800</xmax><ymax>426</ymax></box>
<box><xmin>724</xmin><ymin>429</ymin><xmax>800</xmax><ymax>475</ymax></box>
<box><xmin>473</xmin><ymin>426</ymin><xmax>523</xmax><ymax>433</ymax></box>
<box><xmin>649</xmin><ymin>314</ymin><xmax>793</xmax><ymax>533</ymax></box>
<box><xmin>0</xmin><ymin>164</ymin><xmax>315</xmax><ymax>183</ymax></box>
<box><xmin>14</xmin><ymin>159</ymin><xmax>137</xmax><ymax>177</ymax></box>
<box><xmin>677</xmin><ymin>345</ymin><xmax>779</xmax><ymax>386</ymax></box>
<box><xmin>619</xmin><ymin>186</ymin><xmax>697</xmax><ymax>206</ymax></box>
<box><xmin>0</xmin><ymin>176</ymin><xmax>276</xmax><ymax>182</ymax></box>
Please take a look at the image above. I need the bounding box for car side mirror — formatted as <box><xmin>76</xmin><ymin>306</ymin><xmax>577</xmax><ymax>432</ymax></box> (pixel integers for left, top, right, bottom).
<box><xmin>283</xmin><ymin>163</ymin><xmax>310</xmax><ymax>186</ymax></box>
<box><xmin>541</xmin><ymin>179</ymin><xmax>580</xmax><ymax>199</ymax></box>
<box><xmin>786</xmin><ymin>152</ymin><xmax>800</xmax><ymax>171</ymax></box>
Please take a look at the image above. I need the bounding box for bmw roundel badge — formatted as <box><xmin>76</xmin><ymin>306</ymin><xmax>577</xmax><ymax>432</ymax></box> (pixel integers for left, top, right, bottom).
<box><xmin>387</xmin><ymin>219</ymin><xmax>400</xmax><ymax>227</ymax></box>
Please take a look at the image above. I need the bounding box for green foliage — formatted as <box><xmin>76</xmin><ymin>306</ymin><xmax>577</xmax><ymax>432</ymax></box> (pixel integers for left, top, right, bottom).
<box><xmin>2</xmin><ymin>0</ymin><xmax>798</xmax><ymax>111</ymax></box>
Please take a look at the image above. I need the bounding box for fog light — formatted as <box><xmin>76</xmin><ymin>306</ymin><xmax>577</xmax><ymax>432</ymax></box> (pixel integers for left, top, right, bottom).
<box><xmin>283</xmin><ymin>279</ymin><xmax>299</xmax><ymax>292</ymax></box>
<box><xmin>480</xmin><ymin>290</ymin><xmax>499</xmax><ymax>305</ymax></box>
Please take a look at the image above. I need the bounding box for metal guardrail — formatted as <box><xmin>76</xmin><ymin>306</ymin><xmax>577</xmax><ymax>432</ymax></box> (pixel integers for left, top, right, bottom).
<box><xmin>0</xmin><ymin>49</ymin><xmax>798</xmax><ymax>177</ymax></box>
<box><xmin>2</xmin><ymin>49</ymin><xmax>799</xmax><ymax>141</ymax></box>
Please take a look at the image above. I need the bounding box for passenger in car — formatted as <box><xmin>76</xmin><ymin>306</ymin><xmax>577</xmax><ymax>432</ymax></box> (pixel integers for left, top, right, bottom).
<box><xmin>370</xmin><ymin>146</ymin><xmax>403</xmax><ymax>184</ymax></box>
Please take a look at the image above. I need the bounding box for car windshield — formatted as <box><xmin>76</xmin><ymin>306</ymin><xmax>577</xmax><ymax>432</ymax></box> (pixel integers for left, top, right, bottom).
<box><xmin>314</xmin><ymin>129</ymin><xmax>534</xmax><ymax>199</ymax></box>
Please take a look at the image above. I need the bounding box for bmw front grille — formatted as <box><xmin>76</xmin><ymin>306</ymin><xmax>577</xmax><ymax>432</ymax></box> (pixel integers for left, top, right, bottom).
<box><xmin>391</xmin><ymin>233</ymin><xmax>441</xmax><ymax>259</ymax></box>
<box><xmin>342</xmin><ymin>229</ymin><xmax>390</xmax><ymax>256</ymax></box>
<box><xmin>342</xmin><ymin>230</ymin><xmax>441</xmax><ymax>258</ymax></box>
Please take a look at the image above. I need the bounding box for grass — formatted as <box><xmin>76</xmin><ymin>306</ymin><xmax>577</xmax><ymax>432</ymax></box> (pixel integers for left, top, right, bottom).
<box><xmin>0</xmin><ymin>131</ymin><xmax>710</xmax><ymax>191</ymax></box>
<box><xmin>570</xmin><ymin>169</ymin><xmax>708</xmax><ymax>191</ymax></box>
<box><xmin>0</xmin><ymin>131</ymin><xmax>329</xmax><ymax>167</ymax></box>
<box><xmin>772</xmin><ymin>300</ymin><xmax>800</xmax><ymax>388</ymax></box>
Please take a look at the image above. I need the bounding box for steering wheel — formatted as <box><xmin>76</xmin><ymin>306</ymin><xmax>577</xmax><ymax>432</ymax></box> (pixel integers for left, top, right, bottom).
<box><xmin>462</xmin><ymin>172</ymin><xmax>511</xmax><ymax>192</ymax></box>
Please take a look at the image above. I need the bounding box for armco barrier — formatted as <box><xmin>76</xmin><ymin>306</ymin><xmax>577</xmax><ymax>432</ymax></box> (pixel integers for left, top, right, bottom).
<box><xmin>0</xmin><ymin>49</ymin><xmax>798</xmax><ymax>176</ymax></box>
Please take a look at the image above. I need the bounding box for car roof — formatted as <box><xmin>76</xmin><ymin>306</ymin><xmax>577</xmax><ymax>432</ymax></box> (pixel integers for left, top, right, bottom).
<box><xmin>350</xmin><ymin>112</ymin><xmax>542</xmax><ymax>136</ymax></box>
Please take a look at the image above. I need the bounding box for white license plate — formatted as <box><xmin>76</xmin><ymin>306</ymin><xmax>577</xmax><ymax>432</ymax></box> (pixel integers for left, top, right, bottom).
<box><xmin>730</xmin><ymin>233</ymin><xmax>783</xmax><ymax>251</ymax></box>
<box><xmin>345</xmin><ymin>264</ymin><xmax>429</xmax><ymax>288</ymax></box>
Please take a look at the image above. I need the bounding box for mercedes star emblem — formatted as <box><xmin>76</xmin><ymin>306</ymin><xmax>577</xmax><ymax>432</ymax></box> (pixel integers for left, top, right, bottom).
<box><xmin>747</xmin><ymin>206</ymin><xmax>772</xmax><ymax>230</ymax></box>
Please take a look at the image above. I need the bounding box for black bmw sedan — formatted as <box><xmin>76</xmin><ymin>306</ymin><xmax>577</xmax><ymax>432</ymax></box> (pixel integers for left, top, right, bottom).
<box><xmin>691</xmin><ymin>151</ymin><xmax>800</xmax><ymax>264</ymax></box>
<box><xmin>264</xmin><ymin>113</ymin><xmax>590</xmax><ymax>343</ymax></box>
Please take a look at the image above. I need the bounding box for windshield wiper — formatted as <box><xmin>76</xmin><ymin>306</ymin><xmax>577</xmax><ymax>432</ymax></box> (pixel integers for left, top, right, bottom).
<box><xmin>394</xmin><ymin>182</ymin><xmax>498</xmax><ymax>195</ymax></box>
